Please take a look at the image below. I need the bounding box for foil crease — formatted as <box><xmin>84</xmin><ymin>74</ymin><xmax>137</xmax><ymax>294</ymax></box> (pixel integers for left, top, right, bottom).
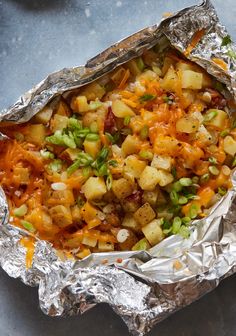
<box><xmin>0</xmin><ymin>0</ymin><xmax>236</xmax><ymax>335</ymax></box>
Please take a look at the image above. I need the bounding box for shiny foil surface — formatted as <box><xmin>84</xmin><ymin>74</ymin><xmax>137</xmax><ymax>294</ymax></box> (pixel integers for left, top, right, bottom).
<box><xmin>0</xmin><ymin>1</ymin><xmax>236</xmax><ymax>335</ymax></box>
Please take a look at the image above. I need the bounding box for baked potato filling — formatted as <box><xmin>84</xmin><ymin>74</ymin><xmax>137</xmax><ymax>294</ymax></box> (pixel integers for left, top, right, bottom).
<box><xmin>0</xmin><ymin>47</ymin><xmax>234</xmax><ymax>258</ymax></box>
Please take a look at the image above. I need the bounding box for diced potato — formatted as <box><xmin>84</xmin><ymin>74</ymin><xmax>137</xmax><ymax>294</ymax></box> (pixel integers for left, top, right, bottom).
<box><xmin>195</xmin><ymin>125</ymin><xmax>212</xmax><ymax>144</ymax></box>
<box><xmin>142</xmin><ymin>190</ymin><xmax>159</xmax><ymax>207</ymax></box>
<box><xmin>182</xmin><ymin>89</ymin><xmax>196</xmax><ymax>109</ymax></box>
<box><xmin>72</xmin><ymin>96</ymin><xmax>89</xmax><ymax>113</ymax></box>
<box><xmin>83</xmin><ymin>139</ymin><xmax>101</xmax><ymax>159</ymax></box>
<box><xmin>56</xmin><ymin>100</ymin><xmax>70</xmax><ymax>116</ymax></box>
<box><xmin>142</xmin><ymin>110</ymin><xmax>155</xmax><ymax>123</ymax></box>
<box><xmin>112</xmin><ymin>178</ymin><xmax>133</xmax><ymax>199</ymax></box>
<box><xmin>176</xmin><ymin>116</ymin><xmax>199</xmax><ymax>133</ymax></box>
<box><xmin>13</xmin><ymin>167</ymin><xmax>30</xmax><ymax>185</ymax></box>
<box><xmin>160</xmin><ymin>65</ymin><xmax>179</xmax><ymax>93</ymax></box>
<box><xmin>49</xmin><ymin>190</ymin><xmax>75</xmax><ymax>206</ymax></box>
<box><xmin>71</xmin><ymin>205</ymin><xmax>82</xmax><ymax>222</ymax></box>
<box><xmin>157</xmin><ymin>170</ymin><xmax>174</xmax><ymax>187</ymax></box>
<box><xmin>82</xmin><ymin>177</ymin><xmax>107</xmax><ymax>200</ymax></box>
<box><xmin>111</xmin><ymin>144</ymin><xmax>124</xmax><ymax>159</ymax></box>
<box><xmin>64</xmin><ymin>235</ymin><xmax>83</xmax><ymax>248</ymax></box>
<box><xmin>122</xmin><ymin>213</ymin><xmax>141</xmax><ymax>232</ymax></box>
<box><xmin>80</xmin><ymin>82</ymin><xmax>106</xmax><ymax>100</ymax></box>
<box><xmin>176</xmin><ymin>61</ymin><xmax>198</xmax><ymax>72</ymax></box>
<box><xmin>134</xmin><ymin>203</ymin><xmax>156</xmax><ymax>227</ymax></box>
<box><xmin>154</xmin><ymin>135</ymin><xmax>179</xmax><ymax>156</ymax></box>
<box><xmin>124</xmin><ymin>155</ymin><xmax>147</xmax><ymax>178</ymax></box>
<box><xmin>50</xmin><ymin>114</ymin><xmax>69</xmax><ymax>132</ymax></box>
<box><xmin>223</xmin><ymin>136</ymin><xmax>236</xmax><ymax>156</ymax></box>
<box><xmin>82</xmin><ymin>236</ymin><xmax>97</xmax><ymax>247</ymax></box>
<box><xmin>81</xmin><ymin>202</ymin><xmax>101</xmax><ymax>224</ymax></box>
<box><xmin>25</xmin><ymin>208</ymin><xmax>57</xmax><ymax>233</ymax></box>
<box><xmin>34</xmin><ymin>106</ymin><xmax>53</xmax><ymax>124</ymax></box>
<box><xmin>157</xmin><ymin>209</ymin><xmax>173</xmax><ymax>220</ymax></box>
<box><xmin>112</xmin><ymin>100</ymin><xmax>135</xmax><ymax>118</ymax></box>
<box><xmin>138</xmin><ymin>70</ymin><xmax>157</xmax><ymax>82</ymax></box>
<box><xmin>205</xmin><ymin>109</ymin><xmax>227</xmax><ymax>129</ymax></box>
<box><xmin>132</xmin><ymin>237</ymin><xmax>151</xmax><ymax>251</ymax></box>
<box><xmin>121</xmin><ymin>135</ymin><xmax>141</xmax><ymax>156</ymax></box>
<box><xmin>49</xmin><ymin>205</ymin><xmax>72</xmax><ymax>228</ymax></box>
<box><xmin>181</xmin><ymin>70</ymin><xmax>203</xmax><ymax>90</ymax></box>
<box><xmin>142</xmin><ymin>50</ymin><xmax>158</xmax><ymax>66</ymax></box>
<box><xmin>151</xmin><ymin>155</ymin><xmax>172</xmax><ymax>171</ymax></box>
<box><xmin>25</xmin><ymin>124</ymin><xmax>46</xmax><ymax>146</ymax></box>
<box><xmin>191</xmin><ymin>111</ymin><xmax>204</xmax><ymax>123</ymax></box>
<box><xmin>162</xmin><ymin>57</ymin><xmax>176</xmax><ymax>75</ymax></box>
<box><xmin>98</xmin><ymin>241</ymin><xmax>114</xmax><ymax>252</ymax></box>
<box><xmin>82</xmin><ymin>107</ymin><xmax>106</xmax><ymax>127</ymax></box>
<box><xmin>77</xmin><ymin>248</ymin><xmax>91</xmax><ymax>259</ymax></box>
<box><xmin>138</xmin><ymin>166</ymin><xmax>160</xmax><ymax>191</ymax></box>
<box><xmin>142</xmin><ymin>219</ymin><xmax>164</xmax><ymax>246</ymax></box>
<box><xmin>121</xmin><ymin>197</ymin><xmax>140</xmax><ymax>212</ymax></box>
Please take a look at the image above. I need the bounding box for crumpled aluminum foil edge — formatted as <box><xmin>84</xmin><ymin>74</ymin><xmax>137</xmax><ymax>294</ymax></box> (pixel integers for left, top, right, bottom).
<box><xmin>0</xmin><ymin>1</ymin><xmax>236</xmax><ymax>335</ymax></box>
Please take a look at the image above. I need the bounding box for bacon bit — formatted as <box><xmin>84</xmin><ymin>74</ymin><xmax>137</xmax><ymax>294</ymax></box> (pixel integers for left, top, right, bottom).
<box><xmin>185</xmin><ymin>29</ymin><xmax>205</xmax><ymax>56</ymax></box>
<box><xmin>173</xmin><ymin>260</ymin><xmax>182</xmax><ymax>270</ymax></box>
<box><xmin>104</xmin><ymin>107</ymin><xmax>117</xmax><ymax>134</ymax></box>
<box><xmin>20</xmin><ymin>236</ymin><xmax>35</xmax><ymax>269</ymax></box>
<box><xmin>116</xmin><ymin>258</ymin><xmax>123</xmax><ymax>263</ymax></box>
<box><xmin>212</xmin><ymin>57</ymin><xmax>228</xmax><ymax>71</ymax></box>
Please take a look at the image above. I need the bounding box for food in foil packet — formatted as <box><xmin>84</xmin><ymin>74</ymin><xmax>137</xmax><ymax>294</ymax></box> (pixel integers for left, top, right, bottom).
<box><xmin>1</xmin><ymin>1</ymin><xmax>236</xmax><ymax>335</ymax></box>
<box><xmin>0</xmin><ymin>47</ymin><xmax>235</xmax><ymax>259</ymax></box>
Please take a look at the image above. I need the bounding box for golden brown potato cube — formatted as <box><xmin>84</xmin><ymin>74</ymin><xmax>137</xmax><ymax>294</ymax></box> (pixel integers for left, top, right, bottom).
<box><xmin>56</xmin><ymin>100</ymin><xmax>70</xmax><ymax>116</ymax></box>
<box><xmin>142</xmin><ymin>219</ymin><xmax>164</xmax><ymax>246</ymax></box>
<box><xmin>156</xmin><ymin>169</ymin><xmax>174</xmax><ymax>187</ymax></box>
<box><xmin>151</xmin><ymin>155</ymin><xmax>172</xmax><ymax>171</ymax></box>
<box><xmin>142</xmin><ymin>190</ymin><xmax>159</xmax><ymax>207</ymax></box>
<box><xmin>121</xmin><ymin>135</ymin><xmax>141</xmax><ymax>156</ymax></box>
<box><xmin>72</xmin><ymin>96</ymin><xmax>89</xmax><ymax>113</ymax></box>
<box><xmin>98</xmin><ymin>241</ymin><xmax>114</xmax><ymax>252</ymax></box>
<box><xmin>182</xmin><ymin>89</ymin><xmax>196</xmax><ymax>109</ymax></box>
<box><xmin>125</xmin><ymin>59</ymin><xmax>142</xmax><ymax>76</ymax></box>
<box><xmin>71</xmin><ymin>205</ymin><xmax>82</xmax><ymax>222</ymax></box>
<box><xmin>176</xmin><ymin>116</ymin><xmax>199</xmax><ymax>133</ymax></box>
<box><xmin>138</xmin><ymin>166</ymin><xmax>160</xmax><ymax>191</ymax></box>
<box><xmin>82</xmin><ymin>108</ymin><xmax>106</xmax><ymax>127</ymax></box>
<box><xmin>122</xmin><ymin>214</ymin><xmax>141</xmax><ymax>232</ymax></box>
<box><xmin>49</xmin><ymin>205</ymin><xmax>72</xmax><ymax>228</ymax></box>
<box><xmin>124</xmin><ymin>155</ymin><xmax>147</xmax><ymax>178</ymax></box>
<box><xmin>154</xmin><ymin>135</ymin><xmax>179</xmax><ymax>156</ymax></box>
<box><xmin>13</xmin><ymin>167</ymin><xmax>30</xmax><ymax>185</ymax></box>
<box><xmin>223</xmin><ymin>136</ymin><xmax>236</xmax><ymax>156</ymax></box>
<box><xmin>83</xmin><ymin>139</ymin><xmax>101</xmax><ymax>159</ymax></box>
<box><xmin>162</xmin><ymin>57</ymin><xmax>176</xmax><ymax>75</ymax></box>
<box><xmin>50</xmin><ymin>189</ymin><xmax>75</xmax><ymax>206</ymax></box>
<box><xmin>82</xmin><ymin>236</ymin><xmax>97</xmax><ymax>247</ymax></box>
<box><xmin>80</xmin><ymin>82</ymin><xmax>105</xmax><ymax>100</ymax></box>
<box><xmin>205</xmin><ymin>109</ymin><xmax>227</xmax><ymax>129</ymax></box>
<box><xmin>25</xmin><ymin>124</ymin><xmax>46</xmax><ymax>146</ymax></box>
<box><xmin>34</xmin><ymin>106</ymin><xmax>53</xmax><ymax>124</ymax></box>
<box><xmin>82</xmin><ymin>177</ymin><xmax>107</xmax><ymax>200</ymax></box>
<box><xmin>181</xmin><ymin>70</ymin><xmax>203</xmax><ymax>90</ymax></box>
<box><xmin>50</xmin><ymin>114</ymin><xmax>69</xmax><ymax>132</ymax></box>
<box><xmin>112</xmin><ymin>100</ymin><xmax>135</xmax><ymax>118</ymax></box>
<box><xmin>112</xmin><ymin>178</ymin><xmax>133</xmax><ymax>199</ymax></box>
<box><xmin>160</xmin><ymin>65</ymin><xmax>179</xmax><ymax>93</ymax></box>
<box><xmin>134</xmin><ymin>203</ymin><xmax>156</xmax><ymax>227</ymax></box>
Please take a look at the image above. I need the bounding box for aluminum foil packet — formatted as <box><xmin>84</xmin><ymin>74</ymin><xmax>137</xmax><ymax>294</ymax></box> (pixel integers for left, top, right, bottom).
<box><xmin>1</xmin><ymin>0</ymin><xmax>236</xmax><ymax>334</ymax></box>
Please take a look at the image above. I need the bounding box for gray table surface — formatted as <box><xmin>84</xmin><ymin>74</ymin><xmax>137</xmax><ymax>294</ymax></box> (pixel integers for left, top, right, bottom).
<box><xmin>0</xmin><ymin>0</ymin><xmax>236</xmax><ymax>335</ymax></box>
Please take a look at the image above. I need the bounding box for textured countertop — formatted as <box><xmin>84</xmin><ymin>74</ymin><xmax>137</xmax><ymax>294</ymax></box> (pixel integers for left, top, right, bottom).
<box><xmin>0</xmin><ymin>1</ymin><xmax>236</xmax><ymax>335</ymax></box>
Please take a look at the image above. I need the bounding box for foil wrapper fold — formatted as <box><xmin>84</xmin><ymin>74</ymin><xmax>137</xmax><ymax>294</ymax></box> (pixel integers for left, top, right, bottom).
<box><xmin>1</xmin><ymin>0</ymin><xmax>236</xmax><ymax>334</ymax></box>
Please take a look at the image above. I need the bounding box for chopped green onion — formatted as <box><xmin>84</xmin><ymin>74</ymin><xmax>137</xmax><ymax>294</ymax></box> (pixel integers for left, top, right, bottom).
<box><xmin>132</xmin><ymin>238</ymin><xmax>150</xmax><ymax>251</ymax></box>
<box><xmin>189</xmin><ymin>204</ymin><xmax>199</xmax><ymax>219</ymax></box>
<box><xmin>179</xmin><ymin>177</ymin><xmax>192</xmax><ymax>187</ymax></box>
<box><xmin>209</xmin><ymin>165</ymin><xmax>219</xmax><ymax>175</ymax></box>
<box><xmin>40</xmin><ymin>149</ymin><xmax>54</xmax><ymax>160</ymax></box>
<box><xmin>140</xmin><ymin>125</ymin><xmax>149</xmax><ymax>140</ymax></box>
<box><xmin>163</xmin><ymin>228</ymin><xmax>172</xmax><ymax>235</ymax></box>
<box><xmin>171</xmin><ymin>167</ymin><xmax>177</xmax><ymax>179</ymax></box>
<box><xmin>139</xmin><ymin>150</ymin><xmax>153</xmax><ymax>160</ymax></box>
<box><xmin>178</xmin><ymin>226</ymin><xmax>190</xmax><ymax>238</ymax></box>
<box><xmin>48</xmin><ymin>159</ymin><xmax>62</xmax><ymax>173</ymax></box>
<box><xmin>96</xmin><ymin>163</ymin><xmax>108</xmax><ymax>176</ymax></box>
<box><xmin>13</xmin><ymin>204</ymin><xmax>28</xmax><ymax>217</ymax></box>
<box><xmin>105</xmin><ymin>132</ymin><xmax>120</xmax><ymax>144</ymax></box>
<box><xmin>139</xmin><ymin>94</ymin><xmax>156</xmax><ymax>102</ymax></box>
<box><xmin>124</xmin><ymin>116</ymin><xmax>131</xmax><ymax>126</ymax></box>
<box><xmin>227</xmin><ymin>49</ymin><xmax>236</xmax><ymax>60</ymax></box>
<box><xmin>182</xmin><ymin>217</ymin><xmax>191</xmax><ymax>225</ymax></box>
<box><xmin>221</xmin><ymin>35</ymin><xmax>232</xmax><ymax>47</ymax></box>
<box><xmin>208</xmin><ymin>157</ymin><xmax>218</xmax><ymax>165</ymax></box>
<box><xmin>136</xmin><ymin>57</ymin><xmax>145</xmax><ymax>71</ymax></box>
<box><xmin>204</xmin><ymin>110</ymin><xmax>218</xmax><ymax>123</ymax></box>
<box><xmin>170</xmin><ymin>190</ymin><xmax>179</xmax><ymax>205</ymax></box>
<box><xmin>67</xmin><ymin>160</ymin><xmax>81</xmax><ymax>176</ymax></box>
<box><xmin>90</xmin><ymin>121</ymin><xmax>98</xmax><ymax>133</ymax></box>
<box><xmin>178</xmin><ymin>196</ymin><xmax>188</xmax><ymax>205</ymax></box>
<box><xmin>68</xmin><ymin>118</ymin><xmax>82</xmax><ymax>130</ymax></box>
<box><xmin>97</xmin><ymin>147</ymin><xmax>110</xmax><ymax>162</ymax></box>
<box><xmin>86</xmin><ymin>133</ymin><xmax>99</xmax><ymax>141</ymax></box>
<box><xmin>192</xmin><ymin>176</ymin><xmax>199</xmax><ymax>184</ymax></box>
<box><xmin>21</xmin><ymin>220</ymin><xmax>36</xmax><ymax>233</ymax></box>
<box><xmin>75</xmin><ymin>128</ymin><xmax>90</xmax><ymax>138</ymax></box>
<box><xmin>89</xmin><ymin>100</ymin><xmax>103</xmax><ymax>110</ymax></box>
<box><xmin>82</xmin><ymin>166</ymin><xmax>91</xmax><ymax>178</ymax></box>
<box><xmin>200</xmin><ymin>173</ymin><xmax>210</xmax><ymax>184</ymax></box>
<box><xmin>172</xmin><ymin>181</ymin><xmax>182</xmax><ymax>192</ymax></box>
<box><xmin>172</xmin><ymin>217</ymin><xmax>182</xmax><ymax>234</ymax></box>
<box><xmin>218</xmin><ymin>187</ymin><xmax>227</xmax><ymax>196</ymax></box>
<box><xmin>108</xmin><ymin>160</ymin><xmax>118</xmax><ymax>167</ymax></box>
<box><xmin>106</xmin><ymin>173</ymin><xmax>113</xmax><ymax>190</ymax></box>
<box><xmin>220</xmin><ymin>129</ymin><xmax>230</xmax><ymax>137</ymax></box>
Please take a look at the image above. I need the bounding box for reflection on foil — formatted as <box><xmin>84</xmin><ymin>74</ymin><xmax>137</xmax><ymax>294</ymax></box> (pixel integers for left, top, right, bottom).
<box><xmin>0</xmin><ymin>1</ymin><xmax>236</xmax><ymax>335</ymax></box>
